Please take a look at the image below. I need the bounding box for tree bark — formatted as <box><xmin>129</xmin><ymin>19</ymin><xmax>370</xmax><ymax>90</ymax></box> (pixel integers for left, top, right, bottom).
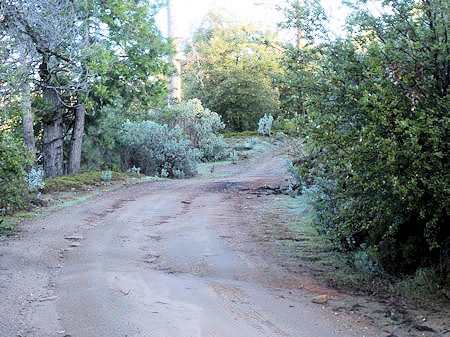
<box><xmin>68</xmin><ymin>14</ymin><xmax>89</xmax><ymax>175</ymax></box>
<box><xmin>22</xmin><ymin>81</ymin><xmax>36</xmax><ymax>164</ymax></box>
<box><xmin>68</xmin><ymin>103</ymin><xmax>85</xmax><ymax>174</ymax></box>
<box><xmin>168</xmin><ymin>0</ymin><xmax>182</xmax><ymax>104</ymax></box>
<box><xmin>42</xmin><ymin>86</ymin><xmax>64</xmax><ymax>178</ymax></box>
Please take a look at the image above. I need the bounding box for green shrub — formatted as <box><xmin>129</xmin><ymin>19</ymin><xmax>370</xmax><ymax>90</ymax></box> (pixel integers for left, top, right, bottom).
<box><xmin>229</xmin><ymin>150</ymin><xmax>239</xmax><ymax>164</ymax></box>
<box><xmin>258</xmin><ymin>114</ymin><xmax>274</xmax><ymax>136</ymax></box>
<box><xmin>82</xmin><ymin>104</ymin><xmax>125</xmax><ymax>170</ymax></box>
<box><xmin>189</xmin><ymin>69</ymin><xmax>280</xmax><ymax>131</ymax></box>
<box><xmin>151</xmin><ymin>99</ymin><xmax>228</xmax><ymax>162</ymax></box>
<box><xmin>26</xmin><ymin>168</ymin><xmax>45</xmax><ymax>192</ymax></box>
<box><xmin>0</xmin><ymin>133</ymin><xmax>31</xmax><ymax>215</ymax></box>
<box><xmin>183</xmin><ymin>16</ymin><xmax>282</xmax><ymax>132</ymax></box>
<box><xmin>286</xmin><ymin>0</ymin><xmax>449</xmax><ymax>278</ymax></box>
<box><xmin>101</xmin><ymin>170</ymin><xmax>112</xmax><ymax>182</ymax></box>
<box><xmin>394</xmin><ymin>268</ymin><xmax>443</xmax><ymax>299</ymax></box>
<box><xmin>127</xmin><ymin>166</ymin><xmax>141</xmax><ymax>175</ymax></box>
<box><xmin>120</xmin><ymin>121</ymin><xmax>199</xmax><ymax>178</ymax></box>
<box><xmin>272</xmin><ymin>118</ymin><xmax>299</xmax><ymax>136</ymax></box>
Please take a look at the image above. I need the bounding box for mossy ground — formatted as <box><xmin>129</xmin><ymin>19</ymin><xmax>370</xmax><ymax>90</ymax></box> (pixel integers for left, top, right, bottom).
<box><xmin>43</xmin><ymin>170</ymin><xmax>135</xmax><ymax>193</ymax></box>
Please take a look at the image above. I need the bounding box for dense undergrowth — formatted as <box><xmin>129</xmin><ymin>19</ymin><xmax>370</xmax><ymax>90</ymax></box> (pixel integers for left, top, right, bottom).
<box><xmin>282</xmin><ymin>0</ymin><xmax>449</xmax><ymax>285</ymax></box>
<box><xmin>0</xmin><ymin>133</ymin><xmax>31</xmax><ymax>217</ymax></box>
<box><xmin>267</xmin><ymin>192</ymin><xmax>447</xmax><ymax>305</ymax></box>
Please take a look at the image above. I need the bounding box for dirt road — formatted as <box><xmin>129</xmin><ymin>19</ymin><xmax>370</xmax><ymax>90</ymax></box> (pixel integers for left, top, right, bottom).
<box><xmin>1</xmin><ymin>149</ymin><xmax>392</xmax><ymax>337</ymax></box>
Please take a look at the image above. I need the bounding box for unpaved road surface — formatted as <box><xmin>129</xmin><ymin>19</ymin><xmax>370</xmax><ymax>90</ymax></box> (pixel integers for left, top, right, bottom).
<box><xmin>0</xmin><ymin>149</ymin><xmax>431</xmax><ymax>337</ymax></box>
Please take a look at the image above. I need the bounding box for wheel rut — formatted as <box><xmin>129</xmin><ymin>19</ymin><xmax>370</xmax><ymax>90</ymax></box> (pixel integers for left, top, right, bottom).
<box><xmin>1</xmin><ymin>150</ymin><xmax>393</xmax><ymax>337</ymax></box>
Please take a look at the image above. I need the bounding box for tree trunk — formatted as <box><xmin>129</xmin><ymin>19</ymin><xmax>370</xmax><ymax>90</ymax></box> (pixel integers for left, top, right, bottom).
<box><xmin>42</xmin><ymin>87</ymin><xmax>64</xmax><ymax>178</ymax></box>
<box><xmin>68</xmin><ymin>103</ymin><xmax>85</xmax><ymax>174</ymax></box>
<box><xmin>22</xmin><ymin>81</ymin><xmax>36</xmax><ymax>163</ymax></box>
<box><xmin>168</xmin><ymin>0</ymin><xmax>182</xmax><ymax>104</ymax></box>
<box><xmin>68</xmin><ymin>17</ymin><xmax>89</xmax><ymax>175</ymax></box>
<box><xmin>296</xmin><ymin>0</ymin><xmax>303</xmax><ymax>51</ymax></box>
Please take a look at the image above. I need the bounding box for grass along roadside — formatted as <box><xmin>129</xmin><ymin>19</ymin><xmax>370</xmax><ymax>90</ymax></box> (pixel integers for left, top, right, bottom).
<box><xmin>251</xmin><ymin>192</ymin><xmax>449</xmax><ymax>334</ymax></box>
<box><xmin>259</xmin><ymin>192</ymin><xmax>449</xmax><ymax>308</ymax></box>
<box><xmin>42</xmin><ymin>170</ymin><xmax>132</xmax><ymax>193</ymax></box>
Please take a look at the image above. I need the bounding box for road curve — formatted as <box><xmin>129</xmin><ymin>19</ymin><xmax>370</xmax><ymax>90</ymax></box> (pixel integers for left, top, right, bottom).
<box><xmin>1</xmin><ymin>150</ymin><xmax>381</xmax><ymax>337</ymax></box>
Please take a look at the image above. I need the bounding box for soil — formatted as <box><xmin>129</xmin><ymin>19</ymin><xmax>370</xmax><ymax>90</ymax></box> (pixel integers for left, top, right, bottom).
<box><xmin>0</xmin><ymin>145</ymin><xmax>447</xmax><ymax>337</ymax></box>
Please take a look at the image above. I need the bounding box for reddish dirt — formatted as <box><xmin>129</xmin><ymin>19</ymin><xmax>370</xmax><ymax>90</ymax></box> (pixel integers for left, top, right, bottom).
<box><xmin>0</xmin><ymin>146</ymin><xmax>446</xmax><ymax>337</ymax></box>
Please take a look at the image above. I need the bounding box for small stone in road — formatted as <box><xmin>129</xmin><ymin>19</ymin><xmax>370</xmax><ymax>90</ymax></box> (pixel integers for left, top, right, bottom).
<box><xmin>181</xmin><ymin>200</ymin><xmax>191</xmax><ymax>204</ymax></box>
<box><xmin>312</xmin><ymin>295</ymin><xmax>329</xmax><ymax>304</ymax></box>
<box><xmin>64</xmin><ymin>234</ymin><xmax>83</xmax><ymax>241</ymax></box>
<box><xmin>39</xmin><ymin>296</ymin><xmax>58</xmax><ymax>302</ymax></box>
<box><xmin>69</xmin><ymin>242</ymin><xmax>81</xmax><ymax>247</ymax></box>
<box><xmin>350</xmin><ymin>303</ymin><xmax>365</xmax><ymax>311</ymax></box>
<box><xmin>413</xmin><ymin>324</ymin><xmax>436</xmax><ymax>332</ymax></box>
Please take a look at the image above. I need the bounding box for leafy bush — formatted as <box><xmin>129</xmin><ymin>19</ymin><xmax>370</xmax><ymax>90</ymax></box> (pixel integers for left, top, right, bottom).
<box><xmin>82</xmin><ymin>103</ymin><xmax>127</xmax><ymax>170</ymax></box>
<box><xmin>287</xmin><ymin>0</ymin><xmax>449</xmax><ymax>277</ymax></box>
<box><xmin>26</xmin><ymin>168</ymin><xmax>45</xmax><ymax>192</ymax></box>
<box><xmin>0</xmin><ymin>133</ymin><xmax>31</xmax><ymax>215</ymax></box>
<box><xmin>152</xmin><ymin>99</ymin><xmax>228</xmax><ymax>162</ymax></box>
<box><xmin>120</xmin><ymin>121</ymin><xmax>199</xmax><ymax>178</ymax></box>
<box><xmin>127</xmin><ymin>166</ymin><xmax>141</xmax><ymax>175</ymax></box>
<box><xmin>258</xmin><ymin>114</ymin><xmax>273</xmax><ymax>136</ymax></box>
<box><xmin>183</xmin><ymin>15</ymin><xmax>282</xmax><ymax>132</ymax></box>
<box><xmin>229</xmin><ymin>150</ymin><xmax>239</xmax><ymax>164</ymax></box>
<box><xmin>244</xmin><ymin>137</ymin><xmax>259</xmax><ymax>149</ymax></box>
<box><xmin>189</xmin><ymin>69</ymin><xmax>280</xmax><ymax>132</ymax></box>
<box><xmin>394</xmin><ymin>268</ymin><xmax>443</xmax><ymax>299</ymax></box>
<box><xmin>101</xmin><ymin>170</ymin><xmax>112</xmax><ymax>182</ymax></box>
<box><xmin>272</xmin><ymin>117</ymin><xmax>299</xmax><ymax>136</ymax></box>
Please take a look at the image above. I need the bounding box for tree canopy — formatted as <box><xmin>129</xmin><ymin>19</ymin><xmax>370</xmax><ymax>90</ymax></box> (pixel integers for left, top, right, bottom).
<box><xmin>183</xmin><ymin>12</ymin><xmax>284</xmax><ymax>131</ymax></box>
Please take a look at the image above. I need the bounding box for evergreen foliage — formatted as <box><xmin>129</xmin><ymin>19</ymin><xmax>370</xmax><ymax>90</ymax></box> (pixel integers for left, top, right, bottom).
<box><xmin>120</xmin><ymin>121</ymin><xmax>199</xmax><ymax>178</ymax></box>
<box><xmin>284</xmin><ymin>0</ymin><xmax>449</xmax><ymax>277</ymax></box>
<box><xmin>0</xmin><ymin>133</ymin><xmax>31</xmax><ymax>215</ymax></box>
<box><xmin>183</xmin><ymin>13</ymin><xmax>282</xmax><ymax>131</ymax></box>
<box><xmin>26</xmin><ymin>168</ymin><xmax>45</xmax><ymax>192</ymax></box>
<box><xmin>258</xmin><ymin>114</ymin><xmax>274</xmax><ymax>136</ymax></box>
